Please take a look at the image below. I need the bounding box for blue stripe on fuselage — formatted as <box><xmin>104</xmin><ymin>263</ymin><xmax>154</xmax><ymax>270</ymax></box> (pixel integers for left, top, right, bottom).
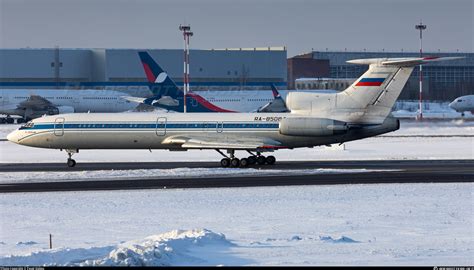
<box><xmin>21</xmin><ymin>122</ymin><xmax>280</xmax><ymax>130</ymax></box>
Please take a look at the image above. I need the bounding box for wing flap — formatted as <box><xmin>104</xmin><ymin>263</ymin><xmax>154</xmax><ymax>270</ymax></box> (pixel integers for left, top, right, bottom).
<box><xmin>163</xmin><ymin>135</ymin><xmax>283</xmax><ymax>150</ymax></box>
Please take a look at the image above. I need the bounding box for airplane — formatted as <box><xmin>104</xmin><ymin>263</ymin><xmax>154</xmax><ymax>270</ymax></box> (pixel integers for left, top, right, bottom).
<box><xmin>0</xmin><ymin>89</ymin><xmax>138</xmax><ymax>123</ymax></box>
<box><xmin>7</xmin><ymin>56</ymin><xmax>462</xmax><ymax>168</ymax></box>
<box><xmin>122</xmin><ymin>51</ymin><xmax>292</xmax><ymax>112</ymax></box>
<box><xmin>449</xmin><ymin>95</ymin><xmax>474</xmax><ymax>116</ymax></box>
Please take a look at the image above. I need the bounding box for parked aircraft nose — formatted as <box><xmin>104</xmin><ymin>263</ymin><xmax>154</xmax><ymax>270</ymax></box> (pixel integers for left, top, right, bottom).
<box><xmin>7</xmin><ymin>130</ymin><xmax>20</xmax><ymax>144</ymax></box>
<box><xmin>448</xmin><ymin>101</ymin><xmax>457</xmax><ymax>110</ymax></box>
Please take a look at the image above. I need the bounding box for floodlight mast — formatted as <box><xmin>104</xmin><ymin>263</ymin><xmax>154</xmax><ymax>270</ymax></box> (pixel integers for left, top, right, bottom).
<box><xmin>179</xmin><ymin>24</ymin><xmax>193</xmax><ymax>113</ymax></box>
<box><xmin>415</xmin><ymin>21</ymin><xmax>427</xmax><ymax>120</ymax></box>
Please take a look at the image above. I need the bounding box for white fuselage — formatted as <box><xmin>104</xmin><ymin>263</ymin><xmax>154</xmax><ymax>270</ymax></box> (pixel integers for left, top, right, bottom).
<box><xmin>6</xmin><ymin>111</ymin><xmax>399</xmax><ymax>152</ymax></box>
<box><xmin>449</xmin><ymin>95</ymin><xmax>474</xmax><ymax>113</ymax></box>
<box><xmin>0</xmin><ymin>89</ymin><xmax>137</xmax><ymax>116</ymax></box>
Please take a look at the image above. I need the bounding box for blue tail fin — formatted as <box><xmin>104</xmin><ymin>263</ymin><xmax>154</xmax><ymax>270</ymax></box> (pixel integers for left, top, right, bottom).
<box><xmin>138</xmin><ymin>51</ymin><xmax>182</xmax><ymax>98</ymax></box>
<box><xmin>270</xmin><ymin>84</ymin><xmax>281</xmax><ymax>98</ymax></box>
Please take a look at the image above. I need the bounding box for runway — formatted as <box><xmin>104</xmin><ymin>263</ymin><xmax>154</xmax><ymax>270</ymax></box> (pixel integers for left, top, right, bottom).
<box><xmin>0</xmin><ymin>159</ymin><xmax>472</xmax><ymax>193</ymax></box>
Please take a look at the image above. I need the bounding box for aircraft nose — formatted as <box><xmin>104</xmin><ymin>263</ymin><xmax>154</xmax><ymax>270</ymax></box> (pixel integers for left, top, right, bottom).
<box><xmin>7</xmin><ymin>130</ymin><xmax>20</xmax><ymax>144</ymax></box>
<box><xmin>448</xmin><ymin>101</ymin><xmax>456</xmax><ymax>109</ymax></box>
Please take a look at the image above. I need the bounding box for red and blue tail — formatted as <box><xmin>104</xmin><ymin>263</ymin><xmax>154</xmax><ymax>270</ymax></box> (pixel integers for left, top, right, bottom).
<box><xmin>138</xmin><ymin>51</ymin><xmax>235</xmax><ymax>113</ymax></box>
<box><xmin>138</xmin><ymin>51</ymin><xmax>182</xmax><ymax>99</ymax></box>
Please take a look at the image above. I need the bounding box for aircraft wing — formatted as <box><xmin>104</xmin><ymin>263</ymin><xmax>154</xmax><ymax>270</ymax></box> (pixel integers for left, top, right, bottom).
<box><xmin>162</xmin><ymin>135</ymin><xmax>285</xmax><ymax>150</ymax></box>
<box><xmin>17</xmin><ymin>95</ymin><xmax>54</xmax><ymax>110</ymax></box>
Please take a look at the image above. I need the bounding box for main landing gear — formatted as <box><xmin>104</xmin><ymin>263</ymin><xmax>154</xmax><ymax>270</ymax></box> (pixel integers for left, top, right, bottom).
<box><xmin>64</xmin><ymin>149</ymin><xmax>79</xmax><ymax>167</ymax></box>
<box><xmin>216</xmin><ymin>149</ymin><xmax>276</xmax><ymax>168</ymax></box>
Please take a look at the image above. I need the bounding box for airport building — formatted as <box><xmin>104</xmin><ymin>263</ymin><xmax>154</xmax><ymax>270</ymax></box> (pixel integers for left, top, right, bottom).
<box><xmin>287</xmin><ymin>51</ymin><xmax>474</xmax><ymax>101</ymax></box>
<box><xmin>0</xmin><ymin>47</ymin><xmax>288</xmax><ymax>96</ymax></box>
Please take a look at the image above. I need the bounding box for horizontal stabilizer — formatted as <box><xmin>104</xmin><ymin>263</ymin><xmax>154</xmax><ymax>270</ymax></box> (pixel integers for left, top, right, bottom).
<box><xmin>151</xmin><ymin>96</ymin><xmax>179</xmax><ymax>107</ymax></box>
<box><xmin>121</xmin><ymin>96</ymin><xmax>146</xmax><ymax>104</ymax></box>
<box><xmin>347</xmin><ymin>56</ymin><xmax>464</xmax><ymax>67</ymax></box>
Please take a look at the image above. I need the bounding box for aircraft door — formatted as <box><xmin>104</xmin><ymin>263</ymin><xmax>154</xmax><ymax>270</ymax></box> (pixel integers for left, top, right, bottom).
<box><xmin>217</xmin><ymin>122</ymin><xmax>223</xmax><ymax>133</ymax></box>
<box><xmin>156</xmin><ymin>117</ymin><xmax>167</xmax><ymax>136</ymax></box>
<box><xmin>54</xmin><ymin>117</ymin><xmax>65</xmax><ymax>136</ymax></box>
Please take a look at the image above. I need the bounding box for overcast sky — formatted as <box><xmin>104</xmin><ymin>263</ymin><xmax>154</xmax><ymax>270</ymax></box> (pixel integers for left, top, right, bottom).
<box><xmin>1</xmin><ymin>0</ymin><xmax>472</xmax><ymax>56</ymax></box>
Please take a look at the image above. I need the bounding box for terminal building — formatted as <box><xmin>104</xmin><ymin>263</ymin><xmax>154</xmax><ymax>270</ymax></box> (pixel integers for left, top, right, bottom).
<box><xmin>0</xmin><ymin>47</ymin><xmax>288</xmax><ymax>96</ymax></box>
<box><xmin>287</xmin><ymin>51</ymin><xmax>474</xmax><ymax>101</ymax></box>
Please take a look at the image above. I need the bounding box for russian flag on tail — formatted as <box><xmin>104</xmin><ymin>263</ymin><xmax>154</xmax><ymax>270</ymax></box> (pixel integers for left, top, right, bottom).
<box><xmin>356</xmin><ymin>78</ymin><xmax>385</xmax><ymax>87</ymax></box>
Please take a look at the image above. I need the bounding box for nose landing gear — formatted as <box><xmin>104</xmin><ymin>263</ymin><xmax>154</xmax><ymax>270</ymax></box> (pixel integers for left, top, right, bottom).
<box><xmin>64</xmin><ymin>149</ymin><xmax>79</xmax><ymax>167</ymax></box>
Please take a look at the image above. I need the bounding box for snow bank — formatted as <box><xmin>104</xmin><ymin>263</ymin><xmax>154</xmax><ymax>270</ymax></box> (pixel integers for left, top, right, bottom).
<box><xmin>319</xmin><ymin>235</ymin><xmax>360</xmax><ymax>244</ymax></box>
<box><xmin>0</xmin><ymin>229</ymin><xmax>233</xmax><ymax>266</ymax></box>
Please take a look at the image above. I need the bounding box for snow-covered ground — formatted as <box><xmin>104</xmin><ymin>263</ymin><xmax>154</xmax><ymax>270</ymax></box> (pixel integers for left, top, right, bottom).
<box><xmin>0</xmin><ymin>183</ymin><xmax>472</xmax><ymax>266</ymax></box>
<box><xmin>1</xmin><ymin>120</ymin><xmax>473</xmax><ymax>165</ymax></box>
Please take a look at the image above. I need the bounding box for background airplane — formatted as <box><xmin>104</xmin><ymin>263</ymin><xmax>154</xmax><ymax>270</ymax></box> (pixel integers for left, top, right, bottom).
<box><xmin>124</xmin><ymin>51</ymin><xmax>324</xmax><ymax>112</ymax></box>
<box><xmin>0</xmin><ymin>89</ymin><xmax>137</xmax><ymax>123</ymax></box>
<box><xmin>449</xmin><ymin>95</ymin><xmax>474</xmax><ymax>116</ymax></box>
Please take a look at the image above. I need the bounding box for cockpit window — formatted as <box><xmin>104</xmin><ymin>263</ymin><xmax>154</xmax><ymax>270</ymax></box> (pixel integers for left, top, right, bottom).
<box><xmin>22</xmin><ymin>121</ymin><xmax>34</xmax><ymax>128</ymax></box>
<box><xmin>457</xmin><ymin>99</ymin><xmax>463</xmax><ymax>102</ymax></box>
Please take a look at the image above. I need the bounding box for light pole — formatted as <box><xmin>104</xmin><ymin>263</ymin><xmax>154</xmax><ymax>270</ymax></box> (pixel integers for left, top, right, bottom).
<box><xmin>179</xmin><ymin>24</ymin><xmax>193</xmax><ymax>113</ymax></box>
<box><xmin>415</xmin><ymin>21</ymin><xmax>427</xmax><ymax>120</ymax></box>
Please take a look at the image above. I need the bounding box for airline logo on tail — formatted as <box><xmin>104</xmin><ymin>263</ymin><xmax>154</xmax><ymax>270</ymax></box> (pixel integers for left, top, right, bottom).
<box><xmin>355</xmin><ymin>78</ymin><xmax>386</xmax><ymax>87</ymax></box>
<box><xmin>154</xmin><ymin>72</ymin><xmax>168</xmax><ymax>83</ymax></box>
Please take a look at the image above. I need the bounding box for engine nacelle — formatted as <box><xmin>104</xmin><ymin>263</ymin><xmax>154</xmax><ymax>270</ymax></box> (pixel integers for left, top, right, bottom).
<box><xmin>57</xmin><ymin>106</ymin><xmax>75</xmax><ymax>114</ymax></box>
<box><xmin>279</xmin><ymin>117</ymin><xmax>348</xmax><ymax>137</ymax></box>
<box><xmin>46</xmin><ymin>106</ymin><xmax>75</xmax><ymax>115</ymax></box>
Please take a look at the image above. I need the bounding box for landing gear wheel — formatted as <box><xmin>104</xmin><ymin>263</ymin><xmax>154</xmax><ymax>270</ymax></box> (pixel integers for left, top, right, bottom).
<box><xmin>230</xmin><ymin>158</ymin><xmax>240</xmax><ymax>167</ymax></box>
<box><xmin>17</xmin><ymin>118</ymin><xmax>26</xmax><ymax>124</ymax></box>
<box><xmin>240</xmin><ymin>158</ymin><xmax>249</xmax><ymax>167</ymax></box>
<box><xmin>266</xmin><ymin>155</ymin><xmax>276</xmax><ymax>165</ymax></box>
<box><xmin>256</xmin><ymin>156</ymin><xmax>266</xmax><ymax>165</ymax></box>
<box><xmin>6</xmin><ymin>118</ymin><xmax>14</xmax><ymax>124</ymax></box>
<box><xmin>247</xmin><ymin>156</ymin><xmax>257</xmax><ymax>165</ymax></box>
<box><xmin>220</xmin><ymin>158</ymin><xmax>230</xmax><ymax>167</ymax></box>
<box><xmin>67</xmin><ymin>158</ymin><xmax>76</xmax><ymax>167</ymax></box>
